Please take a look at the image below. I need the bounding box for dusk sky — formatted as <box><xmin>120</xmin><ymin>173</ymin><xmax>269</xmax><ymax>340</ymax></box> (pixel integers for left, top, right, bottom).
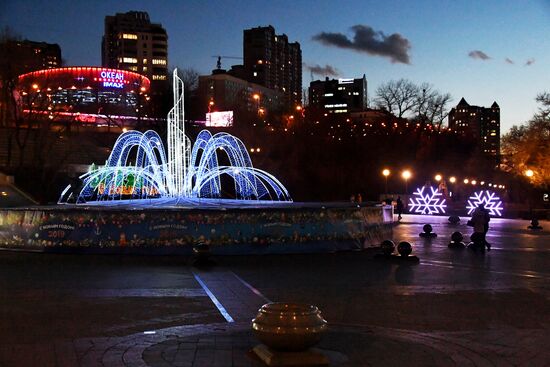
<box><xmin>1</xmin><ymin>0</ymin><xmax>549</xmax><ymax>133</ymax></box>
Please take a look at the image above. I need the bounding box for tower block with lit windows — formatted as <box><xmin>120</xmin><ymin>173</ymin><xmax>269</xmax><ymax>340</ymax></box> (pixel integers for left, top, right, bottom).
<box><xmin>448</xmin><ymin>98</ymin><xmax>500</xmax><ymax>162</ymax></box>
<box><xmin>243</xmin><ymin>25</ymin><xmax>302</xmax><ymax>112</ymax></box>
<box><xmin>102</xmin><ymin>11</ymin><xmax>168</xmax><ymax>117</ymax></box>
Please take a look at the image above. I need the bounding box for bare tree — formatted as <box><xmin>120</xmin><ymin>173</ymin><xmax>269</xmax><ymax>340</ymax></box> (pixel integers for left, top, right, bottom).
<box><xmin>374</xmin><ymin>79</ymin><xmax>418</xmax><ymax>118</ymax></box>
<box><xmin>0</xmin><ymin>27</ymin><xmax>22</xmax><ymax>127</ymax></box>
<box><xmin>175</xmin><ymin>67</ymin><xmax>199</xmax><ymax>93</ymax></box>
<box><xmin>375</xmin><ymin>79</ymin><xmax>452</xmax><ymax>127</ymax></box>
<box><xmin>535</xmin><ymin>92</ymin><xmax>550</xmax><ymax>118</ymax></box>
<box><xmin>415</xmin><ymin>83</ymin><xmax>452</xmax><ymax>129</ymax></box>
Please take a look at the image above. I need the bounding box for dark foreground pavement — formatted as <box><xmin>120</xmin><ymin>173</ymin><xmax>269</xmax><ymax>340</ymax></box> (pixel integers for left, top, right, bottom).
<box><xmin>0</xmin><ymin>215</ymin><xmax>549</xmax><ymax>366</ymax></box>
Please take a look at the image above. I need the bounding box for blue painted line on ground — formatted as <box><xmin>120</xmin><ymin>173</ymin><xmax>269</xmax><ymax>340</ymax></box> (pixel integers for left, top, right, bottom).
<box><xmin>193</xmin><ymin>272</ymin><xmax>235</xmax><ymax>323</ymax></box>
<box><xmin>232</xmin><ymin>272</ymin><xmax>271</xmax><ymax>303</ymax></box>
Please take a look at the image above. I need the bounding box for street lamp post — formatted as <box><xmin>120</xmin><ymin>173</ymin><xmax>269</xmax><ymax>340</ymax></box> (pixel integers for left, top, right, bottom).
<box><xmin>382</xmin><ymin>169</ymin><xmax>390</xmax><ymax>196</ymax></box>
<box><xmin>402</xmin><ymin>170</ymin><xmax>411</xmax><ymax>194</ymax></box>
<box><xmin>525</xmin><ymin>169</ymin><xmax>535</xmax><ymax>217</ymax></box>
<box><xmin>252</xmin><ymin>93</ymin><xmax>260</xmax><ymax>117</ymax></box>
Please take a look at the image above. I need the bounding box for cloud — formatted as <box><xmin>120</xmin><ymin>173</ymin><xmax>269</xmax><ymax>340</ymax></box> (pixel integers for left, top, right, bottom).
<box><xmin>505</xmin><ymin>58</ymin><xmax>514</xmax><ymax>64</ymax></box>
<box><xmin>312</xmin><ymin>25</ymin><xmax>411</xmax><ymax>64</ymax></box>
<box><xmin>525</xmin><ymin>58</ymin><xmax>535</xmax><ymax>66</ymax></box>
<box><xmin>468</xmin><ymin>50</ymin><xmax>491</xmax><ymax>60</ymax></box>
<box><xmin>304</xmin><ymin>63</ymin><xmax>340</xmax><ymax>77</ymax></box>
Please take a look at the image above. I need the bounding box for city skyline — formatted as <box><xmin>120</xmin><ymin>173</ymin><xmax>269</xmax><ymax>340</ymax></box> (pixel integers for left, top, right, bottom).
<box><xmin>1</xmin><ymin>0</ymin><xmax>549</xmax><ymax>133</ymax></box>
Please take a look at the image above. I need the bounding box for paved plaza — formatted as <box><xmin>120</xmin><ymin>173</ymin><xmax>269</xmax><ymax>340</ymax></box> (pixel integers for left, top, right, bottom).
<box><xmin>0</xmin><ymin>215</ymin><xmax>549</xmax><ymax>366</ymax></box>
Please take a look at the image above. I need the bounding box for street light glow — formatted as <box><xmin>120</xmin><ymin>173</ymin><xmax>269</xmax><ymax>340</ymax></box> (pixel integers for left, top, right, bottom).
<box><xmin>382</xmin><ymin>169</ymin><xmax>390</xmax><ymax>177</ymax></box>
<box><xmin>435</xmin><ymin>174</ymin><xmax>442</xmax><ymax>182</ymax></box>
<box><xmin>449</xmin><ymin>176</ymin><xmax>456</xmax><ymax>183</ymax></box>
<box><xmin>402</xmin><ymin>170</ymin><xmax>411</xmax><ymax>180</ymax></box>
<box><xmin>525</xmin><ymin>169</ymin><xmax>534</xmax><ymax>178</ymax></box>
<box><xmin>464</xmin><ymin>178</ymin><xmax>469</xmax><ymax>184</ymax></box>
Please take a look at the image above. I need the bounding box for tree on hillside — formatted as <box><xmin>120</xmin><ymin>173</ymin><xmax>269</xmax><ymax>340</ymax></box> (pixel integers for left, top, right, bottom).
<box><xmin>501</xmin><ymin>93</ymin><xmax>550</xmax><ymax>188</ymax></box>
<box><xmin>414</xmin><ymin>83</ymin><xmax>452</xmax><ymax>129</ymax></box>
<box><xmin>374</xmin><ymin>79</ymin><xmax>452</xmax><ymax>126</ymax></box>
<box><xmin>0</xmin><ymin>27</ymin><xmax>22</xmax><ymax>127</ymax></box>
<box><xmin>172</xmin><ymin>67</ymin><xmax>200</xmax><ymax>120</ymax></box>
<box><xmin>374</xmin><ymin>79</ymin><xmax>418</xmax><ymax>118</ymax></box>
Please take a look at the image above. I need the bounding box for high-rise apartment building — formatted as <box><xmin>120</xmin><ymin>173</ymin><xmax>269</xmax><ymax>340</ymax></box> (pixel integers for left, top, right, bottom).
<box><xmin>448</xmin><ymin>98</ymin><xmax>500</xmax><ymax>159</ymax></box>
<box><xmin>102</xmin><ymin>11</ymin><xmax>168</xmax><ymax>86</ymax></box>
<box><xmin>242</xmin><ymin>25</ymin><xmax>301</xmax><ymax>112</ymax></box>
<box><xmin>0</xmin><ymin>40</ymin><xmax>61</xmax><ymax>77</ymax></box>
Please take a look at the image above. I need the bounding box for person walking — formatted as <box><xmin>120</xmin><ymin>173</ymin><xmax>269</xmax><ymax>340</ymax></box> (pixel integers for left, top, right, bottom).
<box><xmin>470</xmin><ymin>204</ymin><xmax>489</xmax><ymax>251</ymax></box>
<box><xmin>482</xmin><ymin>205</ymin><xmax>491</xmax><ymax>251</ymax></box>
<box><xmin>396</xmin><ymin>196</ymin><xmax>404</xmax><ymax>221</ymax></box>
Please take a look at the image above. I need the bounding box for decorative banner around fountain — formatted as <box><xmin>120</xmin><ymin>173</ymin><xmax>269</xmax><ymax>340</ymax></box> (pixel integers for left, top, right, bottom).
<box><xmin>0</xmin><ymin>205</ymin><xmax>393</xmax><ymax>254</ymax></box>
<box><xmin>408</xmin><ymin>186</ymin><xmax>447</xmax><ymax>215</ymax></box>
<box><xmin>58</xmin><ymin>70</ymin><xmax>291</xmax><ymax>204</ymax></box>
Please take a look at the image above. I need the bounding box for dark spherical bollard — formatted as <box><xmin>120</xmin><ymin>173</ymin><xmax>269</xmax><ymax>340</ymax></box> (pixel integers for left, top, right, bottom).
<box><xmin>397</xmin><ymin>241</ymin><xmax>412</xmax><ymax>257</ymax></box>
<box><xmin>448</xmin><ymin>231</ymin><xmax>465</xmax><ymax>249</ymax></box>
<box><xmin>448</xmin><ymin>215</ymin><xmax>460</xmax><ymax>224</ymax></box>
<box><xmin>451</xmin><ymin>231</ymin><xmax>463</xmax><ymax>243</ymax></box>
<box><xmin>193</xmin><ymin>241</ymin><xmax>211</xmax><ymax>265</ymax></box>
<box><xmin>420</xmin><ymin>224</ymin><xmax>437</xmax><ymax>238</ymax></box>
<box><xmin>380</xmin><ymin>240</ymin><xmax>395</xmax><ymax>256</ymax></box>
<box><xmin>528</xmin><ymin>219</ymin><xmax>543</xmax><ymax>230</ymax></box>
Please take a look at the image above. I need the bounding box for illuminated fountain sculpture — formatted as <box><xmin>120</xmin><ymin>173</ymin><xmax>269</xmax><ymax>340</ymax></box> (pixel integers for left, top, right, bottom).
<box><xmin>59</xmin><ymin>70</ymin><xmax>291</xmax><ymax>204</ymax></box>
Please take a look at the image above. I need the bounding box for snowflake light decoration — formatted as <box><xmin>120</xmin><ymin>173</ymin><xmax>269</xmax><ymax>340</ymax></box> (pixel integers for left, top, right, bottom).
<box><xmin>408</xmin><ymin>186</ymin><xmax>447</xmax><ymax>215</ymax></box>
<box><xmin>466</xmin><ymin>190</ymin><xmax>503</xmax><ymax>216</ymax></box>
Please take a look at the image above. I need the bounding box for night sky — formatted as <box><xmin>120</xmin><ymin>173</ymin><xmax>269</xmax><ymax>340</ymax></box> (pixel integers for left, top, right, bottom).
<box><xmin>1</xmin><ymin>0</ymin><xmax>549</xmax><ymax>132</ymax></box>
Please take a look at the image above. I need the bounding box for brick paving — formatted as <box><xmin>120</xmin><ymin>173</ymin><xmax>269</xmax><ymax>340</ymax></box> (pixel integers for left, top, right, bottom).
<box><xmin>0</xmin><ymin>215</ymin><xmax>549</xmax><ymax>366</ymax></box>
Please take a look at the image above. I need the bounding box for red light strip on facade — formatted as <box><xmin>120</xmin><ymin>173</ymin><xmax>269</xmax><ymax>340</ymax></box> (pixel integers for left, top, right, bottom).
<box><xmin>18</xmin><ymin>67</ymin><xmax>150</xmax><ymax>88</ymax></box>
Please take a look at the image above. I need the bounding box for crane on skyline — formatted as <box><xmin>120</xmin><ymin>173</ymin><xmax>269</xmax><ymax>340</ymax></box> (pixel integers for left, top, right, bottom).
<box><xmin>211</xmin><ymin>55</ymin><xmax>243</xmax><ymax>70</ymax></box>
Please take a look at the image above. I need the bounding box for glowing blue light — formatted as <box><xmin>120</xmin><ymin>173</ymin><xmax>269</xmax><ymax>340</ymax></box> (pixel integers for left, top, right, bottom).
<box><xmin>466</xmin><ymin>190</ymin><xmax>503</xmax><ymax>216</ymax></box>
<box><xmin>408</xmin><ymin>186</ymin><xmax>447</xmax><ymax>215</ymax></box>
<box><xmin>59</xmin><ymin>70</ymin><xmax>291</xmax><ymax>204</ymax></box>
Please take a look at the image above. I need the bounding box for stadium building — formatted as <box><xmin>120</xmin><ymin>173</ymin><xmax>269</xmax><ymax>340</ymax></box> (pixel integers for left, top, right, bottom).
<box><xmin>17</xmin><ymin>66</ymin><xmax>152</xmax><ymax>126</ymax></box>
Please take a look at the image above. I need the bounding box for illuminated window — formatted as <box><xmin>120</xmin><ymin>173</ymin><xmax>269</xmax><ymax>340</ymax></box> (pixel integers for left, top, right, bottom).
<box><xmin>143</xmin><ymin>59</ymin><xmax>148</xmax><ymax>64</ymax></box>
<box><xmin>152</xmin><ymin>59</ymin><xmax>167</xmax><ymax>65</ymax></box>
<box><xmin>122</xmin><ymin>33</ymin><xmax>138</xmax><ymax>40</ymax></box>
<box><xmin>128</xmin><ymin>66</ymin><xmax>138</xmax><ymax>71</ymax></box>
<box><xmin>123</xmin><ymin>57</ymin><xmax>138</xmax><ymax>64</ymax></box>
<box><xmin>152</xmin><ymin>74</ymin><xmax>167</xmax><ymax>80</ymax></box>
<box><xmin>143</xmin><ymin>66</ymin><xmax>148</xmax><ymax>72</ymax></box>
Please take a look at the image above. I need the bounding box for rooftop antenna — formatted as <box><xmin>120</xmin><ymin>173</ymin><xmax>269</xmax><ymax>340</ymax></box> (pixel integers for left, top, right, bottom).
<box><xmin>211</xmin><ymin>55</ymin><xmax>243</xmax><ymax>70</ymax></box>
